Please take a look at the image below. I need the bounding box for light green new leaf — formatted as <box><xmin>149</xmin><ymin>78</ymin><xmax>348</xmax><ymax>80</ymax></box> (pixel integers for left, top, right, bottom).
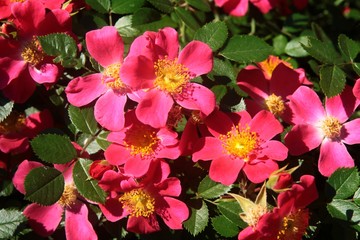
<box><xmin>24</xmin><ymin>167</ymin><xmax>64</xmax><ymax>206</ymax></box>
<box><xmin>194</xmin><ymin>21</ymin><xmax>228</xmax><ymax>51</ymax></box>
<box><xmin>220</xmin><ymin>35</ymin><xmax>273</xmax><ymax>63</ymax></box>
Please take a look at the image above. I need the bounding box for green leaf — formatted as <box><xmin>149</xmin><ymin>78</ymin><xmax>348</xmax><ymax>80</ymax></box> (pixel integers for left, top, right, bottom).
<box><xmin>0</xmin><ymin>179</ymin><xmax>14</xmax><ymax>197</ymax></box>
<box><xmin>285</xmin><ymin>36</ymin><xmax>309</xmax><ymax>57</ymax></box>
<box><xmin>302</xmin><ymin>37</ymin><xmax>342</xmax><ymax>64</ymax></box>
<box><xmin>115</xmin><ymin>15</ymin><xmax>140</xmax><ymax>38</ymax></box>
<box><xmin>0</xmin><ymin>97</ymin><xmax>14</xmax><ymax>122</ymax></box>
<box><xmin>338</xmin><ymin>34</ymin><xmax>360</xmax><ymax>62</ymax></box>
<box><xmin>198</xmin><ymin>175</ymin><xmax>232</xmax><ymax>199</ymax></box>
<box><xmin>230</xmin><ymin>98</ymin><xmax>247</xmax><ymax>112</ymax></box>
<box><xmin>220</xmin><ymin>35</ymin><xmax>273</xmax><ymax>63</ymax></box>
<box><xmin>211</xmin><ymin>58</ymin><xmax>236</xmax><ymax>82</ymax></box>
<box><xmin>211</xmin><ymin>215</ymin><xmax>239</xmax><ymax>237</ymax></box>
<box><xmin>31</xmin><ymin>134</ymin><xmax>77</xmax><ymax>164</ymax></box>
<box><xmin>353</xmin><ymin>62</ymin><xmax>360</xmax><ymax>76</ymax></box>
<box><xmin>111</xmin><ymin>0</ymin><xmax>145</xmax><ymax>14</ymax></box>
<box><xmin>68</xmin><ymin>105</ymin><xmax>98</xmax><ymax>135</ymax></box>
<box><xmin>211</xmin><ymin>85</ymin><xmax>227</xmax><ymax>104</ymax></box>
<box><xmin>186</xmin><ymin>0</ymin><xmax>211</xmax><ymax>12</ymax></box>
<box><xmin>194</xmin><ymin>21</ymin><xmax>228</xmax><ymax>52</ymax></box>
<box><xmin>38</xmin><ymin>33</ymin><xmax>77</xmax><ymax>59</ymax></box>
<box><xmin>96</xmin><ymin>130</ymin><xmax>111</xmax><ymax>150</ymax></box>
<box><xmin>73</xmin><ymin>158</ymin><xmax>107</xmax><ymax>203</ymax></box>
<box><xmin>327</xmin><ymin>199</ymin><xmax>360</xmax><ymax>231</ymax></box>
<box><xmin>174</xmin><ymin>7</ymin><xmax>200</xmax><ymax>31</ymax></box>
<box><xmin>273</xmin><ymin>34</ymin><xmax>288</xmax><ymax>55</ymax></box>
<box><xmin>77</xmin><ymin>133</ymin><xmax>102</xmax><ymax>155</ymax></box>
<box><xmin>311</xmin><ymin>22</ymin><xmax>332</xmax><ymax>43</ymax></box>
<box><xmin>327</xmin><ymin>167</ymin><xmax>360</xmax><ymax>199</ymax></box>
<box><xmin>24</xmin><ymin>167</ymin><xmax>64</xmax><ymax>205</ymax></box>
<box><xmin>85</xmin><ymin>0</ymin><xmax>110</xmax><ymax>13</ymax></box>
<box><xmin>135</xmin><ymin>15</ymin><xmax>177</xmax><ymax>34</ymax></box>
<box><xmin>132</xmin><ymin>8</ymin><xmax>161</xmax><ymax>26</ymax></box>
<box><xmin>0</xmin><ymin>209</ymin><xmax>26</xmax><ymax>239</ymax></box>
<box><xmin>217</xmin><ymin>200</ymin><xmax>247</xmax><ymax>228</ymax></box>
<box><xmin>319</xmin><ymin>65</ymin><xmax>346</xmax><ymax>97</ymax></box>
<box><xmin>354</xmin><ymin>188</ymin><xmax>360</xmax><ymax>206</ymax></box>
<box><xmin>183</xmin><ymin>200</ymin><xmax>209</xmax><ymax>236</ymax></box>
<box><xmin>147</xmin><ymin>0</ymin><xmax>173</xmax><ymax>13</ymax></box>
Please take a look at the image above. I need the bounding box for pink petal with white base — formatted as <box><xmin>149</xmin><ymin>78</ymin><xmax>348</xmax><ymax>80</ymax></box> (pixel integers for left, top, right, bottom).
<box><xmin>178</xmin><ymin>41</ymin><xmax>213</xmax><ymax>76</ymax></box>
<box><xmin>24</xmin><ymin>203</ymin><xmax>63</xmax><ymax>237</ymax></box>
<box><xmin>65</xmin><ymin>73</ymin><xmax>106</xmax><ymax>107</ymax></box>
<box><xmin>318</xmin><ymin>139</ymin><xmax>354</xmax><ymax>177</ymax></box>
<box><xmin>86</xmin><ymin>26</ymin><xmax>124</xmax><ymax>67</ymax></box>
<box><xmin>94</xmin><ymin>90</ymin><xmax>126</xmax><ymax>131</ymax></box>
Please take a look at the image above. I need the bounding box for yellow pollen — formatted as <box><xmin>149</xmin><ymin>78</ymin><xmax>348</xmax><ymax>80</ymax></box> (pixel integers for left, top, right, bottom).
<box><xmin>320</xmin><ymin>116</ymin><xmax>342</xmax><ymax>139</ymax></box>
<box><xmin>123</xmin><ymin>124</ymin><xmax>159</xmax><ymax>158</ymax></box>
<box><xmin>265</xmin><ymin>94</ymin><xmax>285</xmax><ymax>116</ymax></box>
<box><xmin>10</xmin><ymin>0</ymin><xmax>26</xmax><ymax>2</ymax></box>
<box><xmin>240</xmin><ymin>204</ymin><xmax>268</xmax><ymax>228</ymax></box>
<box><xmin>102</xmin><ymin>63</ymin><xmax>125</xmax><ymax>91</ymax></box>
<box><xmin>21</xmin><ymin>38</ymin><xmax>44</xmax><ymax>66</ymax></box>
<box><xmin>57</xmin><ymin>185</ymin><xmax>77</xmax><ymax>208</ymax></box>
<box><xmin>0</xmin><ymin>111</ymin><xmax>26</xmax><ymax>134</ymax></box>
<box><xmin>277</xmin><ymin>209</ymin><xmax>309</xmax><ymax>240</ymax></box>
<box><xmin>258</xmin><ymin>56</ymin><xmax>292</xmax><ymax>78</ymax></box>
<box><xmin>219</xmin><ymin>126</ymin><xmax>259</xmax><ymax>160</ymax></box>
<box><xmin>119</xmin><ymin>189</ymin><xmax>155</xmax><ymax>218</ymax></box>
<box><xmin>154</xmin><ymin>57</ymin><xmax>190</xmax><ymax>95</ymax></box>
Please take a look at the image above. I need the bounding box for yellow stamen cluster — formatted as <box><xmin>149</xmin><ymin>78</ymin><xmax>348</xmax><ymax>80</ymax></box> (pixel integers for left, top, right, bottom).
<box><xmin>123</xmin><ymin>124</ymin><xmax>159</xmax><ymax>158</ymax></box>
<box><xmin>265</xmin><ymin>94</ymin><xmax>285</xmax><ymax>116</ymax></box>
<box><xmin>11</xmin><ymin>0</ymin><xmax>26</xmax><ymax>2</ymax></box>
<box><xmin>320</xmin><ymin>116</ymin><xmax>342</xmax><ymax>139</ymax></box>
<box><xmin>0</xmin><ymin>111</ymin><xmax>26</xmax><ymax>134</ymax></box>
<box><xmin>277</xmin><ymin>209</ymin><xmax>309</xmax><ymax>240</ymax></box>
<box><xmin>102</xmin><ymin>63</ymin><xmax>125</xmax><ymax>91</ymax></box>
<box><xmin>119</xmin><ymin>189</ymin><xmax>155</xmax><ymax>218</ymax></box>
<box><xmin>58</xmin><ymin>185</ymin><xmax>77</xmax><ymax>208</ymax></box>
<box><xmin>258</xmin><ymin>56</ymin><xmax>292</xmax><ymax>78</ymax></box>
<box><xmin>21</xmin><ymin>38</ymin><xmax>44</xmax><ymax>66</ymax></box>
<box><xmin>154</xmin><ymin>57</ymin><xmax>190</xmax><ymax>95</ymax></box>
<box><xmin>219</xmin><ymin>126</ymin><xmax>259</xmax><ymax>161</ymax></box>
<box><xmin>240</xmin><ymin>204</ymin><xmax>268</xmax><ymax>228</ymax></box>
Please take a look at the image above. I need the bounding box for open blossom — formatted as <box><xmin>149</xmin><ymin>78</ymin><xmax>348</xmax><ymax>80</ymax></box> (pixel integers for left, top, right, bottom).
<box><xmin>65</xmin><ymin>26</ymin><xmax>130</xmax><ymax>131</ymax></box>
<box><xmin>104</xmin><ymin>110</ymin><xmax>181</xmax><ymax>177</ymax></box>
<box><xmin>238</xmin><ymin>175</ymin><xmax>318</xmax><ymax>240</ymax></box>
<box><xmin>214</xmin><ymin>0</ymin><xmax>273</xmax><ymax>17</ymax></box>
<box><xmin>120</xmin><ymin>27</ymin><xmax>215</xmax><ymax>128</ymax></box>
<box><xmin>192</xmin><ymin>109</ymin><xmax>288</xmax><ymax>185</ymax></box>
<box><xmin>98</xmin><ymin>159</ymin><xmax>189</xmax><ymax>234</ymax></box>
<box><xmin>284</xmin><ymin>86</ymin><xmax>360</xmax><ymax>176</ymax></box>
<box><xmin>0</xmin><ymin>0</ymin><xmax>72</xmax><ymax>103</ymax></box>
<box><xmin>237</xmin><ymin>55</ymin><xmax>311</xmax><ymax>120</ymax></box>
<box><xmin>0</xmin><ymin>109</ymin><xmax>53</xmax><ymax>154</ymax></box>
<box><xmin>12</xmin><ymin>160</ymin><xmax>97</xmax><ymax>240</ymax></box>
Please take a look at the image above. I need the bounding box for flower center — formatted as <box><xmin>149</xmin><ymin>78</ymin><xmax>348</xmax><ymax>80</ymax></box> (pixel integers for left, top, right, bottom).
<box><xmin>119</xmin><ymin>189</ymin><xmax>155</xmax><ymax>218</ymax></box>
<box><xmin>123</xmin><ymin>124</ymin><xmax>160</xmax><ymax>158</ymax></box>
<box><xmin>154</xmin><ymin>57</ymin><xmax>190</xmax><ymax>95</ymax></box>
<box><xmin>11</xmin><ymin>0</ymin><xmax>26</xmax><ymax>2</ymax></box>
<box><xmin>189</xmin><ymin>110</ymin><xmax>204</xmax><ymax>124</ymax></box>
<box><xmin>0</xmin><ymin>111</ymin><xmax>26</xmax><ymax>134</ymax></box>
<box><xmin>219</xmin><ymin>126</ymin><xmax>259</xmax><ymax>161</ymax></box>
<box><xmin>265</xmin><ymin>94</ymin><xmax>285</xmax><ymax>116</ymax></box>
<box><xmin>320</xmin><ymin>116</ymin><xmax>342</xmax><ymax>139</ymax></box>
<box><xmin>277</xmin><ymin>209</ymin><xmax>309</xmax><ymax>240</ymax></box>
<box><xmin>21</xmin><ymin>38</ymin><xmax>45</xmax><ymax>66</ymax></box>
<box><xmin>58</xmin><ymin>184</ymin><xmax>77</xmax><ymax>208</ymax></box>
<box><xmin>240</xmin><ymin>204</ymin><xmax>268</xmax><ymax>228</ymax></box>
<box><xmin>102</xmin><ymin>63</ymin><xmax>126</xmax><ymax>91</ymax></box>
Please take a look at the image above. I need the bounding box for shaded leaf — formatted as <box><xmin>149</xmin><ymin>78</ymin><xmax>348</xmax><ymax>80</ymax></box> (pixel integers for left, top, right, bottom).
<box><xmin>183</xmin><ymin>200</ymin><xmax>209</xmax><ymax>236</ymax></box>
<box><xmin>285</xmin><ymin>36</ymin><xmax>309</xmax><ymax>57</ymax></box>
<box><xmin>73</xmin><ymin>158</ymin><xmax>107</xmax><ymax>203</ymax></box>
<box><xmin>174</xmin><ymin>7</ymin><xmax>200</xmax><ymax>31</ymax></box>
<box><xmin>31</xmin><ymin>134</ymin><xmax>77</xmax><ymax>164</ymax></box>
<box><xmin>186</xmin><ymin>0</ymin><xmax>211</xmax><ymax>12</ymax></box>
<box><xmin>211</xmin><ymin>58</ymin><xmax>236</xmax><ymax>82</ymax></box>
<box><xmin>212</xmin><ymin>215</ymin><xmax>239</xmax><ymax>237</ymax></box>
<box><xmin>194</xmin><ymin>21</ymin><xmax>228</xmax><ymax>51</ymax></box>
<box><xmin>147</xmin><ymin>0</ymin><xmax>173</xmax><ymax>13</ymax></box>
<box><xmin>198</xmin><ymin>175</ymin><xmax>232</xmax><ymax>199</ymax></box>
<box><xmin>68</xmin><ymin>105</ymin><xmax>98</xmax><ymax>135</ymax></box>
<box><xmin>327</xmin><ymin>167</ymin><xmax>360</xmax><ymax>199</ymax></box>
<box><xmin>0</xmin><ymin>209</ymin><xmax>26</xmax><ymax>239</ymax></box>
<box><xmin>220</xmin><ymin>35</ymin><xmax>273</xmax><ymax>63</ymax></box>
<box><xmin>319</xmin><ymin>65</ymin><xmax>346</xmax><ymax>97</ymax></box>
<box><xmin>302</xmin><ymin>37</ymin><xmax>342</xmax><ymax>64</ymax></box>
<box><xmin>217</xmin><ymin>200</ymin><xmax>247</xmax><ymax>228</ymax></box>
<box><xmin>338</xmin><ymin>34</ymin><xmax>360</xmax><ymax>62</ymax></box>
<box><xmin>85</xmin><ymin>0</ymin><xmax>110</xmax><ymax>13</ymax></box>
<box><xmin>327</xmin><ymin>199</ymin><xmax>360</xmax><ymax>231</ymax></box>
<box><xmin>111</xmin><ymin>0</ymin><xmax>145</xmax><ymax>14</ymax></box>
<box><xmin>24</xmin><ymin>167</ymin><xmax>64</xmax><ymax>205</ymax></box>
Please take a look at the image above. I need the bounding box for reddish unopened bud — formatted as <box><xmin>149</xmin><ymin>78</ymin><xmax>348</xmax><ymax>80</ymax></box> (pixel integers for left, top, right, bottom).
<box><xmin>89</xmin><ymin>160</ymin><xmax>113</xmax><ymax>180</ymax></box>
<box><xmin>273</xmin><ymin>173</ymin><xmax>293</xmax><ymax>190</ymax></box>
<box><xmin>1</xmin><ymin>22</ymin><xmax>17</xmax><ymax>39</ymax></box>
